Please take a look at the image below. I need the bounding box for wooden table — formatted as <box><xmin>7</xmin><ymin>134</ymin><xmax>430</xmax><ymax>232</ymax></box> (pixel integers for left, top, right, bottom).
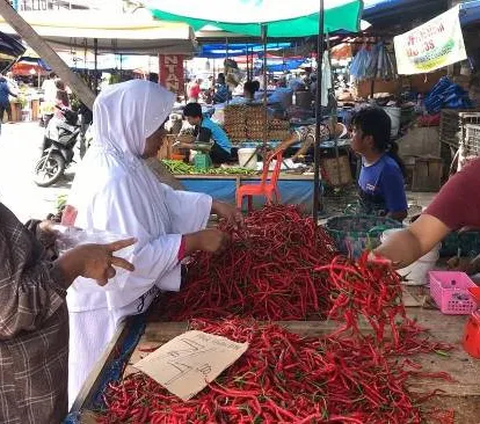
<box><xmin>72</xmin><ymin>288</ymin><xmax>480</xmax><ymax>423</ymax></box>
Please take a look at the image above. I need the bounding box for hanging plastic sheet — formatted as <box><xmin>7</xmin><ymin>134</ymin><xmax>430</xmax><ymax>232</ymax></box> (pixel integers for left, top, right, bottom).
<box><xmin>350</xmin><ymin>42</ymin><xmax>397</xmax><ymax>81</ymax></box>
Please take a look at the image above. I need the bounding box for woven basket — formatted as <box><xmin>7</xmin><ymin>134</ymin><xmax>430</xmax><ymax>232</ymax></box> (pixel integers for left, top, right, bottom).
<box><xmin>325</xmin><ymin>215</ymin><xmax>403</xmax><ymax>258</ymax></box>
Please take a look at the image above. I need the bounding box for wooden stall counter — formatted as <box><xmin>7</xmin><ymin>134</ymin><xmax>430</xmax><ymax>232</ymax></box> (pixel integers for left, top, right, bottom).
<box><xmin>73</xmin><ymin>290</ymin><xmax>480</xmax><ymax>423</ymax></box>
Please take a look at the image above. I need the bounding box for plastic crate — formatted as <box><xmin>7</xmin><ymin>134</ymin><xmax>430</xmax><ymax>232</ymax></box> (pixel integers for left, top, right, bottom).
<box><xmin>194</xmin><ymin>153</ymin><xmax>212</xmax><ymax>170</ymax></box>
<box><xmin>429</xmin><ymin>271</ymin><xmax>477</xmax><ymax>315</ymax></box>
<box><xmin>439</xmin><ymin>110</ymin><xmax>480</xmax><ymax>148</ymax></box>
<box><xmin>459</xmin><ymin>124</ymin><xmax>480</xmax><ymax>170</ymax></box>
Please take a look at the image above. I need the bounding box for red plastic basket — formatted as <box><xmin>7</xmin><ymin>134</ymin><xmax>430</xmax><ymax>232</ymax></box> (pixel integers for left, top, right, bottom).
<box><xmin>429</xmin><ymin>271</ymin><xmax>477</xmax><ymax>315</ymax></box>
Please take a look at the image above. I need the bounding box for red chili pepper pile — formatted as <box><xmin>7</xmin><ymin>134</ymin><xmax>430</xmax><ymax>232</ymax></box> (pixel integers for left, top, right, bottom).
<box><xmin>97</xmin><ymin>318</ymin><xmax>453</xmax><ymax>424</ymax></box>
<box><xmin>315</xmin><ymin>254</ymin><xmax>452</xmax><ymax>356</ymax></box>
<box><xmin>161</xmin><ymin>205</ymin><xmax>338</xmax><ymax>321</ymax></box>
<box><xmin>96</xmin><ymin>205</ymin><xmax>455</xmax><ymax>423</ymax></box>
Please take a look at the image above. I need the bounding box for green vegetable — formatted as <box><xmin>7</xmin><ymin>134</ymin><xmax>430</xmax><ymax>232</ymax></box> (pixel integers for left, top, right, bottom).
<box><xmin>162</xmin><ymin>160</ymin><xmax>258</xmax><ymax>176</ymax></box>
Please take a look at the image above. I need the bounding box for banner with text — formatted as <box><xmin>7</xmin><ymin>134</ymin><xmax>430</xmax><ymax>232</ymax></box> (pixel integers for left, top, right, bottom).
<box><xmin>394</xmin><ymin>5</ymin><xmax>467</xmax><ymax>75</ymax></box>
<box><xmin>159</xmin><ymin>54</ymin><xmax>184</xmax><ymax>94</ymax></box>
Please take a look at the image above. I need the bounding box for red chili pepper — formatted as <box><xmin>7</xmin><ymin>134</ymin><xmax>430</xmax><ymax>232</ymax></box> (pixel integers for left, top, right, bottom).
<box><xmin>96</xmin><ymin>206</ymin><xmax>455</xmax><ymax>424</ymax></box>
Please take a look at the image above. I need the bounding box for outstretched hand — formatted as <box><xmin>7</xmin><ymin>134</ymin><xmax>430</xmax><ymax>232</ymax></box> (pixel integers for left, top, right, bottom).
<box><xmin>60</xmin><ymin>238</ymin><xmax>137</xmax><ymax>286</ymax></box>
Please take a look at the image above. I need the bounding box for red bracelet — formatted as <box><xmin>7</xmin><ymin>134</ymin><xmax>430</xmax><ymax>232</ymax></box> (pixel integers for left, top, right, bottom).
<box><xmin>178</xmin><ymin>236</ymin><xmax>187</xmax><ymax>261</ymax></box>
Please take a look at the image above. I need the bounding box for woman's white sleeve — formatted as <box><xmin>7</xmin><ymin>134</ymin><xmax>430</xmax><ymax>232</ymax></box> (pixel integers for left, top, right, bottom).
<box><xmin>163</xmin><ymin>184</ymin><xmax>213</xmax><ymax>234</ymax></box>
<box><xmin>69</xmin><ymin>179</ymin><xmax>183</xmax><ymax>298</ymax></box>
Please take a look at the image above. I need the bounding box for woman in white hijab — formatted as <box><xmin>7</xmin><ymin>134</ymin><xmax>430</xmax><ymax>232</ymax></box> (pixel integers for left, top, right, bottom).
<box><xmin>64</xmin><ymin>80</ymin><xmax>241</xmax><ymax>407</ymax></box>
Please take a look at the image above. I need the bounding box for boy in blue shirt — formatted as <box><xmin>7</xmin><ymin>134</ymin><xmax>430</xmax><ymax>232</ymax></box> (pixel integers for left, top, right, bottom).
<box><xmin>181</xmin><ymin>102</ymin><xmax>232</xmax><ymax>165</ymax></box>
<box><xmin>351</xmin><ymin>107</ymin><xmax>408</xmax><ymax>222</ymax></box>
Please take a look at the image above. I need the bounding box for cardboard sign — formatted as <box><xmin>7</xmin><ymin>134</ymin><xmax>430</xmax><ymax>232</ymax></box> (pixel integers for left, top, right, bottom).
<box><xmin>159</xmin><ymin>54</ymin><xmax>184</xmax><ymax>94</ymax></box>
<box><xmin>394</xmin><ymin>5</ymin><xmax>467</xmax><ymax>75</ymax></box>
<box><xmin>134</xmin><ymin>331</ymin><xmax>248</xmax><ymax>401</ymax></box>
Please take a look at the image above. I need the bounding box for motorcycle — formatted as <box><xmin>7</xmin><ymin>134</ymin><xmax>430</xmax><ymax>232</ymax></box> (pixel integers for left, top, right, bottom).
<box><xmin>33</xmin><ymin>106</ymin><xmax>86</xmax><ymax>187</ymax></box>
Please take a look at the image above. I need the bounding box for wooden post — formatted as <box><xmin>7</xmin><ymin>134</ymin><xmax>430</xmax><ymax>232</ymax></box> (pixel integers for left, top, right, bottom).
<box><xmin>0</xmin><ymin>0</ymin><xmax>96</xmax><ymax>109</ymax></box>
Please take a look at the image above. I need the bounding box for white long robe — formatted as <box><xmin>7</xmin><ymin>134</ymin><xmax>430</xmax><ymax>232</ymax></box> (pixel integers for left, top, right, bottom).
<box><xmin>65</xmin><ymin>80</ymin><xmax>213</xmax><ymax>407</ymax></box>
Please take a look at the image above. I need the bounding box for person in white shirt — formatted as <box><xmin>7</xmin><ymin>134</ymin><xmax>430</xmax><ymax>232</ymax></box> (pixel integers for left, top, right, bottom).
<box><xmin>41</xmin><ymin>72</ymin><xmax>58</xmax><ymax>103</ymax></box>
<box><xmin>63</xmin><ymin>80</ymin><xmax>242</xmax><ymax>407</ymax></box>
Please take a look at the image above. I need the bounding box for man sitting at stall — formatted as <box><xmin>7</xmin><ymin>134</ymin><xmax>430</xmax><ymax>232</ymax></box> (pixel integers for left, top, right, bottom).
<box><xmin>179</xmin><ymin>102</ymin><xmax>233</xmax><ymax>165</ymax></box>
<box><xmin>274</xmin><ymin>119</ymin><xmax>348</xmax><ymax>161</ymax></box>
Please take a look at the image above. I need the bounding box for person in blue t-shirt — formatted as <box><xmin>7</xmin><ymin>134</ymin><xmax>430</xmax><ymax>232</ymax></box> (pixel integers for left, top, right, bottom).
<box><xmin>351</xmin><ymin>107</ymin><xmax>408</xmax><ymax>222</ymax></box>
<box><xmin>181</xmin><ymin>102</ymin><xmax>232</xmax><ymax>165</ymax></box>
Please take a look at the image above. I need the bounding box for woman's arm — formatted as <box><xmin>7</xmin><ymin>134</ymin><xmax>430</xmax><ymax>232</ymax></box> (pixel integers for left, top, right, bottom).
<box><xmin>374</xmin><ymin>214</ymin><xmax>450</xmax><ymax>268</ymax></box>
<box><xmin>0</xmin><ymin>212</ymin><xmax>135</xmax><ymax>340</ymax></box>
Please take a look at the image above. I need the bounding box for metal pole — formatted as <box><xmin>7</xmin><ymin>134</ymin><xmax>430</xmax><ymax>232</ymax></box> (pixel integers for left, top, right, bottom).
<box><xmin>262</xmin><ymin>24</ymin><xmax>268</xmax><ymax>148</ymax></box>
<box><xmin>93</xmin><ymin>37</ymin><xmax>98</xmax><ymax>95</ymax></box>
<box><xmin>245</xmin><ymin>43</ymin><xmax>249</xmax><ymax>80</ymax></box>
<box><xmin>313</xmin><ymin>0</ymin><xmax>325</xmax><ymax>223</ymax></box>
<box><xmin>225</xmin><ymin>37</ymin><xmax>229</xmax><ymax>105</ymax></box>
<box><xmin>327</xmin><ymin>33</ymin><xmax>341</xmax><ymax>186</ymax></box>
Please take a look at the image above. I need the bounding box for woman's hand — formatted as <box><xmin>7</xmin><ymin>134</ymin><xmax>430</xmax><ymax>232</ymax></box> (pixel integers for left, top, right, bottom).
<box><xmin>184</xmin><ymin>229</ymin><xmax>230</xmax><ymax>255</ymax></box>
<box><xmin>57</xmin><ymin>238</ymin><xmax>137</xmax><ymax>287</ymax></box>
<box><xmin>212</xmin><ymin>201</ymin><xmax>244</xmax><ymax>230</ymax></box>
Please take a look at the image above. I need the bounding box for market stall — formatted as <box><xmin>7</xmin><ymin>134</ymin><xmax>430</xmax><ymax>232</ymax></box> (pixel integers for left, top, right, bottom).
<box><xmin>69</xmin><ymin>309</ymin><xmax>480</xmax><ymax>424</ymax></box>
<box><xmin>66</xmin><ymin>205</ymin><xmax>480</xmax><ymax>424</ymax></box>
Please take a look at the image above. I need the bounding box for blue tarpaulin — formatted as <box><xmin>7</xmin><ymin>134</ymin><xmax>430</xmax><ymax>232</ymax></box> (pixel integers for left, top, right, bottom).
<box><xmin>198</xmin><ymin>42</ymin><xmax>293</xmax><ymax>58</ymax></box>
<box><xmin>179</xmin><ymin>177</ymin><xmax>315</xmax><ymax>212</ymax></box>
<box><xmin>363</xmin><ymin>0</ymin><xmax>448</xmax><ymax>26</ymax></box>
<box><xmin>459</xmin><ymin>0</ymin><xmax>480</xmax><ymax>26</ymax></box>
<box><xmin>364</xmin><ymin>0</ymin><xmax>480</xmax><ymax>27</ymax></box>
<box><xmin>254</xmin><ymin>58</ymin><xmax>307</xmax><ymax>72</ymax></box>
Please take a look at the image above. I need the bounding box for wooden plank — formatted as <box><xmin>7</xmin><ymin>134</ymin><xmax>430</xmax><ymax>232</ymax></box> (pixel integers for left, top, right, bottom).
<box><xmin>175</xmin><ymin>174</ymin><xmax>315</xmax><ymax>181</ymax></box>
<box><xmin>78</xmin><ymin>311</ymin><xmax>480</xmax><ymax>423</ymax></box>
<box><xmin>145</xmin><ymin>158</ymin><xmax>185</xmax><ymax>191</ymax></box>
<box><xmin>137</xmin><ymin>309</ymin><xmax>480</xmax><ymax>398</ymax></box>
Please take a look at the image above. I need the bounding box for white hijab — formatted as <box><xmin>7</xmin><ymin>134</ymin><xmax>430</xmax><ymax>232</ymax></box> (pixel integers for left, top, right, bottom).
<box><xmin>66</xmin><ymin>80</ymin><xmax>212</xmax><ymax>312</ymax></box>
<box><xmin>92</xmin><ymin>79</ymin><xmax>172</xmax><ymax>159</ymax></box>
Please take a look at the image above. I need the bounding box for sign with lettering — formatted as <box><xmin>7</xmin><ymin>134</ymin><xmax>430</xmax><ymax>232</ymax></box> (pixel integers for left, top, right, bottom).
<box><xmin>134</xmin><ymin>331</ymin><xmax>248</xmax><ymax>401</ymax></box>
<box><xmin>394</xmin><ymin>6</ymin><xmax>467</xmax><ymax>75</ymax></box>
<box><xmin>159</xmin><ymin>54</ymin><xmax>184</xmax><ymax>94</ymax></box>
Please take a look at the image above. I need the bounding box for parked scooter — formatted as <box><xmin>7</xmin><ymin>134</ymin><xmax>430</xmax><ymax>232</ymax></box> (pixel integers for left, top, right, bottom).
<box><xmin>33</xmin><ymin>106</ymin><xmax>86</xmax><ymax>187</ymax></box>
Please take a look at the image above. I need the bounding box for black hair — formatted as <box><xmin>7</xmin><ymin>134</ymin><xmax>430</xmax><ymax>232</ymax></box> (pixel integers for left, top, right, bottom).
<box><xmin>243</xmin><ymin>80</ymin><xmax>260</xmax><ymax>97</ymax></box>
<box><xmin>183</xmin><ymin>102</ymin><xmax>203</xmax><ymax>118</ymax></box>
<box><xmin>352</xmin><ymin>107</ymin><xmax>406</xmax><ymax>177</ymax></box>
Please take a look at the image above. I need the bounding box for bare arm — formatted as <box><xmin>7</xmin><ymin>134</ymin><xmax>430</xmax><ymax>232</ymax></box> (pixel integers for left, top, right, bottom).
<box><xmin>374</xmin><ymin>214</ymin><xmax>450</xmax><ymax>268</ymax></box>
<box><xmin>274</xmin><ymin>133</ymin><xmax>298</xmax><ymax>154</ymax></box>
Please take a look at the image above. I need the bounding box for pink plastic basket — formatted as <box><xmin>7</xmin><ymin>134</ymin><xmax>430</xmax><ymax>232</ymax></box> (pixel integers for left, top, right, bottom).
<box><xmin>429</xmin><ymin>271</ymin><xmax>477</xmax><ymax>315</ymax></box>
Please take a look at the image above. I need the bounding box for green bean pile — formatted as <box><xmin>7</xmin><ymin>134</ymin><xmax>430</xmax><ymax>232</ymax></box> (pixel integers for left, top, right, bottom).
<box><xmin>162</xmin><ymin>160</ymin><xmax>258</xmax><ymax>176</ymax></box>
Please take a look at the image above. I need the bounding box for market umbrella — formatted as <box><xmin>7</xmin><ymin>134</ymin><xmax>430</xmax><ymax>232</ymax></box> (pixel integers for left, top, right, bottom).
<box><xmin>144</xmin><ymin>0</ymin><xmax>363</xmax><ymax>37</ymax></box>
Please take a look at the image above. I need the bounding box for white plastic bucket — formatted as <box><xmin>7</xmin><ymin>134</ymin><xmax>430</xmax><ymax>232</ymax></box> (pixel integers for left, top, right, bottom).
<box><xmin>238</xmin><ymin>148</ymin><xmax>258</xmax><ymax>170</ymax></box>
<box><xmin>381</xmin><ymin>229</ymin><xmax>441</xmax><ymax>286</ymax></box>
<box><xmin>382</xmin><ymin>106</ymin><xmax>401</xmax><ymax>137</ymax></box>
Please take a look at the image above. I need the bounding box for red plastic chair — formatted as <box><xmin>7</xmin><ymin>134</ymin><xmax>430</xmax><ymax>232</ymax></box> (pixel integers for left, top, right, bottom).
<box><xmin>236</xmin><ymin>150</ymin><xmax>283</xmax><ymax>212</ymax></box>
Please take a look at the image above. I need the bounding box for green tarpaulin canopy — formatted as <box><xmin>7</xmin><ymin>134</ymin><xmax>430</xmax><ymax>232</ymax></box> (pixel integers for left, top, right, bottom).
<box><xmin>145</xmin><ymin>0</ymin><xmax>363</xmax><ymax>37</ymax></box>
